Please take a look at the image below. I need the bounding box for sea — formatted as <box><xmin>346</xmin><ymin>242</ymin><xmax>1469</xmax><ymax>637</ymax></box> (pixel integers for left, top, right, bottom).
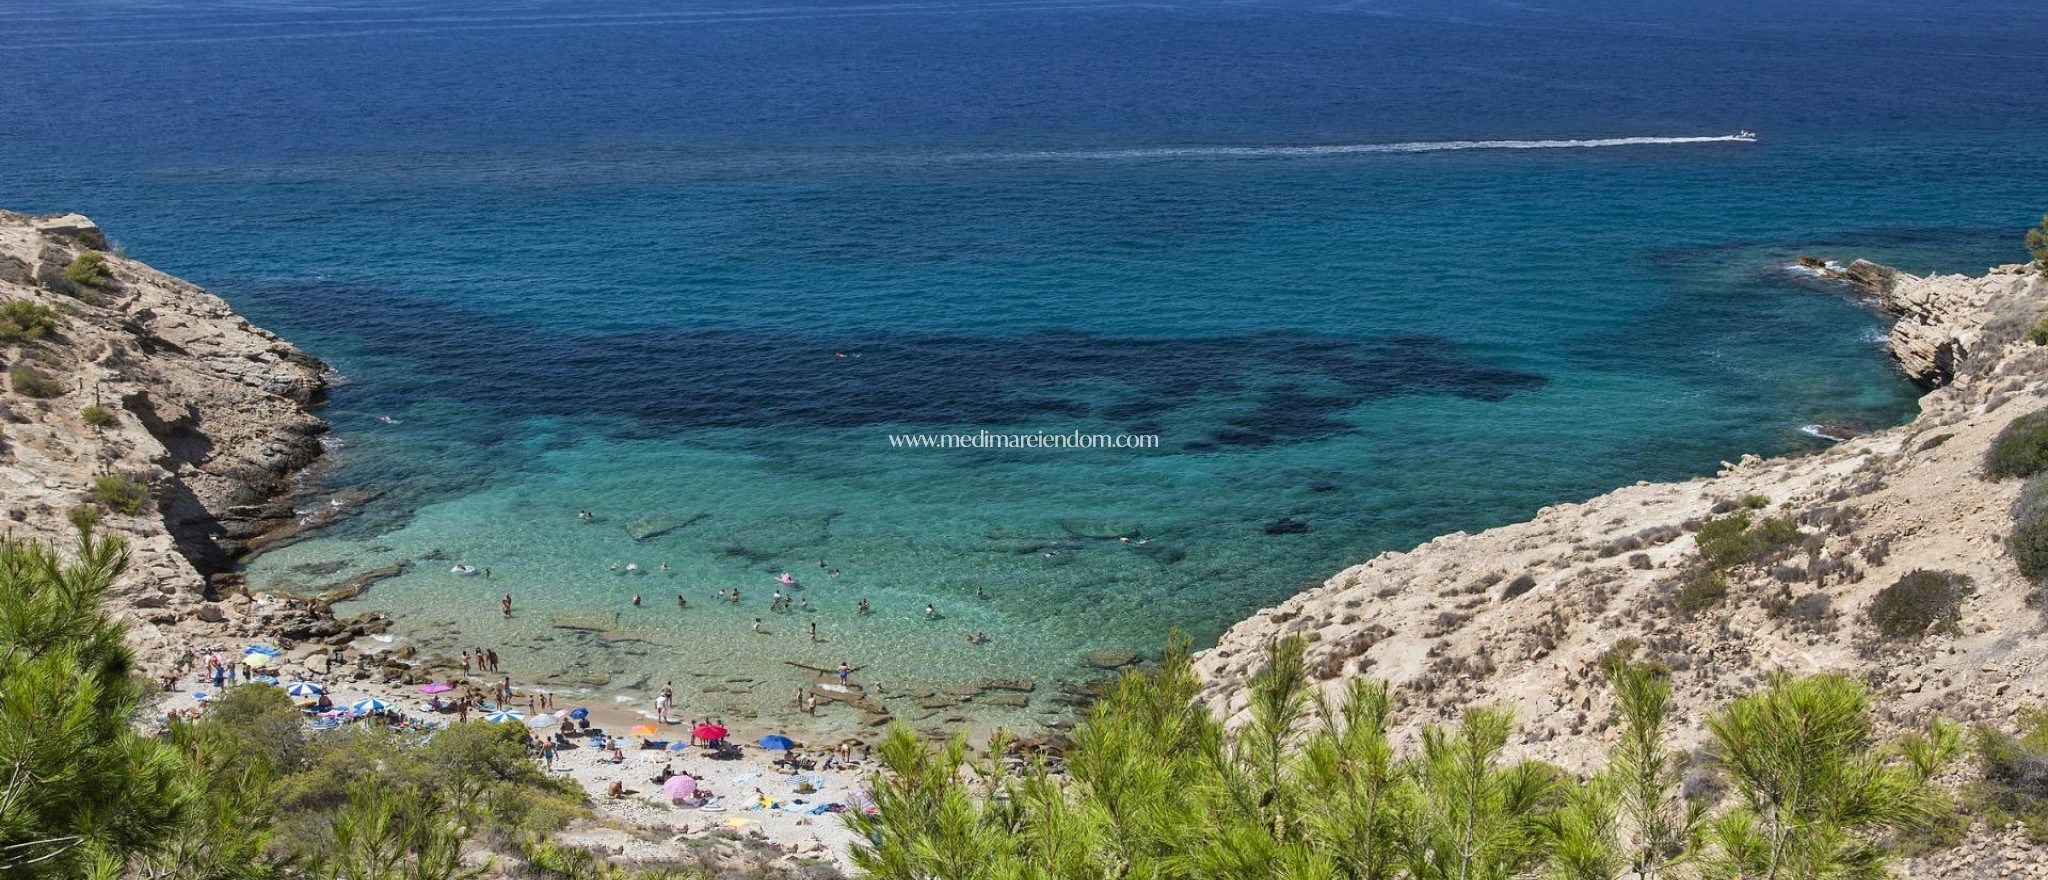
<box><xmin>3</xmin><ymin>0</ymin><xmax>2046</xmax><ymax>735</ymax></box>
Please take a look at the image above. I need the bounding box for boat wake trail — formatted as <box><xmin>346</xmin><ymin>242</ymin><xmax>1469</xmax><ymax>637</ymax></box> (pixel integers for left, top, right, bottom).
<box><xmin>962</xmin><ymin>135</ymin><xmax>1756</xmax><ymax>163</ymax></box>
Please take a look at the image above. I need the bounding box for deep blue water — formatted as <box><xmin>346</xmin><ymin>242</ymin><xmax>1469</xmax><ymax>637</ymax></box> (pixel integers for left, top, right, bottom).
<box><xmin>4</xmin><ymin>0</ymin><xmax>2045</xmax><ymax>730</ymax></box>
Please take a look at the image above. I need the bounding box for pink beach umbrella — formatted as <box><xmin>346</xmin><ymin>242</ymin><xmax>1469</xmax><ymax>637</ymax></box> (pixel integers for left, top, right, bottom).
<box><xmin>419</xmin><ymin>683</ymin><xmax>454</xmax><ymax>695</ymax></box>
<box><xmin>663</xmin><ymin>775</ymin><xmax>698</xmax><ymax>802</ymax></box>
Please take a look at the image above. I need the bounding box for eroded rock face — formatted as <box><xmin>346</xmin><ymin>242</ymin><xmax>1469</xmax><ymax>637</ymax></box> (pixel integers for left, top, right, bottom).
<box><xmin>0</xmin><ymin>210</ymin><xmax>327</xmax><ymax>668</ymax></box>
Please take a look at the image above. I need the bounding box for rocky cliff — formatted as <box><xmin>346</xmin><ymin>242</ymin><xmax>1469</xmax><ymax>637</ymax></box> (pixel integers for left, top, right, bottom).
<box><xmin>1194</xmin><ymin>261</ymin><xmax>2048</xmax><ymax>875</ymax></box>
<box><xmin>0</xmin><ymin>211</ymin><xmax>329</xmax><ymax>668</ymax></box>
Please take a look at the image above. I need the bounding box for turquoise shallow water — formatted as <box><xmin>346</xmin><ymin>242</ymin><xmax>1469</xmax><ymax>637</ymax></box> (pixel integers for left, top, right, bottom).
<box><xmin>2</xmin><ymin>0</ymin><xmax>2046</xmax><ymax>734</ymax></box>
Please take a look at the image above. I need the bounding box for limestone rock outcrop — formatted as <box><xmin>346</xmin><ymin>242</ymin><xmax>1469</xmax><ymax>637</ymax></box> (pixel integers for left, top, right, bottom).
<box><xmin>0</xmin><ymin>211</ymin><xmax>327</xmax><ymax>666</ymax></box>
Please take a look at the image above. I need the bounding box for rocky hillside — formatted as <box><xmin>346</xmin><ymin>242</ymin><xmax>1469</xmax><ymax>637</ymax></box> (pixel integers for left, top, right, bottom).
<box><xmin>0</xmin><ymin>211</ymin><xmax>329</xmax><ymax>669</ymax></box>
<box><xmin>1194</xmin><ymin>260</ymin><xmax>2048</xmax><ymax>874</ymax></box>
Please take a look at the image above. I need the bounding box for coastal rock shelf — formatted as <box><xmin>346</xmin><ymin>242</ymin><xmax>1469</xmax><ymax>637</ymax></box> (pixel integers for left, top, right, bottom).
<box><xmin>0</xmin><ymin>211</ymin><xmax>328</xmax><ymax>672</ymax></box>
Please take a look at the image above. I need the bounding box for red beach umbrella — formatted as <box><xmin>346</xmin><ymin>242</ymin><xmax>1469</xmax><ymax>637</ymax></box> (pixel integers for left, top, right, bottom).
<box><xmin>693</xmin><ymin>723</ymin><xmax>727</xmax><ymax>741</ymax></box>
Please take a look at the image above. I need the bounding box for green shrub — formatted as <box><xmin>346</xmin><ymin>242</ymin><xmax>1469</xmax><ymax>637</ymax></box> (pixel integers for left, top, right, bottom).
<box><xmin>66</xmin><ymin>504</ymin><xmax>99</xmax><ymax>536</ymax></box>
<box><xmin>91</xmin><ymin>475</ymin><xmax>147</xmax><ymax>515</ymax></box>
<box><xmin>1868</xmin><ymin>570</ymin><xmax>1973</xmax><ymax>638</ymax></box>
<box><xmin>1740</xmin><ymin>494</ymin><xmax>1770</xmax><ymax>510</ymax></box>
<box><xmin>2010</xmin><ymin>475</ymin><xmax>2048</xmax><ymax>582</ymax></box>
<box><xmin>2030</xmin><ymin>214</ymin><xmax>2048</xmax><ymax>273</ymax></box>
<box><xmin>1674</xmin><ymin>569</ymin><xmax>1729</xmax><ymax>616</ymax></box>
<box><xmin>63</xmin><ymin>251</ymin><xmax>108</xmax><ymax>287</ymax></box>
<box><xmin>1966</xmin><ymin>708</ymin><xmax>2048</xmax><ymax>842</ymax></box>
<box><xmin>1987</xmin><ymin>410</ymin><xmax>2048</xmax><ymax>479</ymax></box>
<box><xmin>0</xmin><ymin>300</ymin><xmax>60</xmax><ymax>344</ymax></box>
<box><xmin>2028</xmin><ymin>317</ymin><xmax>2048</xmax><ymax>346</ymax></box>
<box><xmin>79</xmin><ymin>403</ymin><xmax>117</xmax><ymax>427</ymax></box>
<box><xmin>1694</xmin><ymin>511</ymin><xmax>1801</xmax><ymax>571</ymax></box>
<box><xmin>10</xmin><ymin>365</ymin><xmax>65</xmax><ymax>399</ymax></box>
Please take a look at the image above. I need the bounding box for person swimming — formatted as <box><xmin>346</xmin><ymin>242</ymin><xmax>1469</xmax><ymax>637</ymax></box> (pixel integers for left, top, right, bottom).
<box><xmin>924</xmin><ymin>603</ymin><xmax>937</xmax><ymax>619</ymax></box>
<box><xmin>578</xmin><ymin>510</ymin><xmax>594</xmax><ymax>521</ymax></box>
<box><xmin>625</xmin><ymin>563</ymin><xmax>639</xmax><ymax>573</ymax></box>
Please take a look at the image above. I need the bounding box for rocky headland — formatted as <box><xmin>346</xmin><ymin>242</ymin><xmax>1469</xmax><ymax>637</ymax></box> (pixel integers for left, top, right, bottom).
<box><xmin>0</xmin><ymin>211</ymin><xmax>366</xmax><ymax>674</ymax></box>
<box><xmin>1195</xmin><ymin>259</ymin><xmax>2048</xmax><ymax>876</ymax></box>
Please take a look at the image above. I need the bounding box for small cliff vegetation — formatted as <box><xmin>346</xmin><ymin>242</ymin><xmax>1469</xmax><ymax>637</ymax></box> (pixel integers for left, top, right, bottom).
<box><xmin>2029</xmin><ymin>213</ymin><xmax>2048</xmax><ymax>274</ymax></box>
<box><xmin>853</xmin><ymin>636</ymin><xmax>1963</xmax><ymax>880</ymax></box>
<box><xmin>1985</xmin><ymin>410</ymin><xmax>2048</xmax><ymax>479</ymax></box>
<box><xmin>0</xmin><ymin>299</ymin><xmax>60</xmax><ymax>344</ymax></box>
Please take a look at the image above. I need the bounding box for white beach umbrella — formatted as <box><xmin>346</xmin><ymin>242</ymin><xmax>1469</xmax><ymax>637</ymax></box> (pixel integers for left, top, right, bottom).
<box><xmin>350</xmin><ymin>698</ymin><xmax>392</xmax><ymax>713</ymax></box>
<box><xmin>481</xmin><ymin>709</ymin><xmax>525</xmax><ymax>723</ymax></box>
<box><xmin>284</xmin><ymin>682</ymin><xmax>325</xmax><ymax>697</ymax></box>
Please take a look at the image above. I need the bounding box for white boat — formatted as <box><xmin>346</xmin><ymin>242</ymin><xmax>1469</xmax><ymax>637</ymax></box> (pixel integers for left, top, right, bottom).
<box><xmin>1734</xmin><ymin>130</ymin><xmax>1757</xmax><ymax>140</ymax></box>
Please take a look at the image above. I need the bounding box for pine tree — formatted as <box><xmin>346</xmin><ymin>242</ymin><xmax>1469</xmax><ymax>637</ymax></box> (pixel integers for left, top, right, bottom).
<box><xmin>1699</xmin><ymin>674</ymin><xmax>1952</xmax><ymax>880</ymax></box>
<box><xmin>0</xmin><ymin>534</ymin><xmax>191</xmax><ymax>878</ymax></box>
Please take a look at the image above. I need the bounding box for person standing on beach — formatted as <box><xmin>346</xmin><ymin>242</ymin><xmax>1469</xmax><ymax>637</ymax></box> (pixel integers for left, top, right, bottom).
<box><xmin>501</xmin><ymin>593</ymin><xmax>513</xmax><ymax>617</ymax></box>
<box><xmin>655</xmin><ymin>691</ymin><xmax>671</xmax><ymax>724</ymax></box>
<box><xmin>837</xmin><ymin>662</ymin><xmax>851</xmax><ymax>684</ymax></box>
<box><xmin>461</xmin><ymin>651</ymin><xmax>472</xmax><ymax>674</ymax></box>
<box><xmin>486</xmin><ymin>649</ymin><xmax>500</xmax><ymax>672</ymax></box>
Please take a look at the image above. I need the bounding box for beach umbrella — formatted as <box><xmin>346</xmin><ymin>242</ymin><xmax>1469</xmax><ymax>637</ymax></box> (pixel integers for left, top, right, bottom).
<box><xmin>350</xmin><ymin>698</ymin><xmax>392</xmax><ymax>713</ymax></box>
<box><xmin>568</xmin><ymin>707</ymin><xmax>589</xmax><ymax>720</ymax></box>
<box><xmin>284</xmin><ymin>682</ymin><xmax>324</xmax><ymax>697</ymax></box>
<box><xmin>250</xmin><ymin>675</ymin><xmax>280</xmax><ymax>685</ymax></box>
<box><xmin>418</xmin><ymin>683</ymin><xmax>453</xmax><ymax>695</ymax></box>
<box><xmin>524</xmin><ymin>714</ymin><xmax>557</xmax><ymax>729</ymax></box>
<box><xmin>663</xmin><ymin>775</ymin><xmax>698</xmax><ymax>800</ymax></box>
<box><xmin>758</xmin><ymin>734</ymin><xmax>795</xmax><ymax>751</ymax></box>
<box><xmin>693</xmin><ymin>723</ymin><xmax>727</xmax><ymax>741</ymax></box>
<box><xmin>481</xmin><ymin>709</ymin><xmax>525</xmax><ymax>723</ymax></box>
<box><xmin>244</xmin><ymin>653</ymin><xmax>273</xmax><ymax>668</ymax></box>
<box><xmin>630</xmin><ymin>724</ymin><xmax>660</xmax><ymax>736</ymax></box>
<box><xmin>244</xmin><ymin>644</ymin><xmax>281</xmax><ymax>656</ymax></box>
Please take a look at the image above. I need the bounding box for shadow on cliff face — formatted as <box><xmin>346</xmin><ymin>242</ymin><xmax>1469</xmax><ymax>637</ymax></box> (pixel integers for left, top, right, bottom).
<box><xmin>235</xmin><ymin>281</ymin><xmax>1547</xmax><ymax>451</ymax></box>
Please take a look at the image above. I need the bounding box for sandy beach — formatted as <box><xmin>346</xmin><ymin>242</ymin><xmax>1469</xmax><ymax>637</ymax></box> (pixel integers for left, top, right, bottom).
<box><xmin>148</xmin><ymin>643</ymin><xmax>870</xmax><ymax>871</ymax></box>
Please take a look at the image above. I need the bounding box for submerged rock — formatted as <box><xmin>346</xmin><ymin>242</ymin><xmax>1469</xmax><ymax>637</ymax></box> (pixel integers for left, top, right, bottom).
<box><xmin>1082</xmin><ymin>648</ymin><xmax>1141</xmax><ymax>669</ymax></box>
<box><xmin>1264</xmin><ymin>518</ymin><xmax>1311</xmax><ymax>535</ymax></box>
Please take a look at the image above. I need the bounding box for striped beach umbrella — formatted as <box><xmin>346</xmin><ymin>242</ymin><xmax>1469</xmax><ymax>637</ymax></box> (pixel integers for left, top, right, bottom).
<box><xmin>284</xmin><ymin>682</ymin><xmax>325</xmax><ymax>697</ymax></box>
<box><xmin>481</xmin><ymin>709</ymin><xmax>526</xmax><ymax>723</ymax></box>
<box><xmin>350</xmin><ymin>698</ymin><xmax>392</xmax><ymax>713</ymax></box>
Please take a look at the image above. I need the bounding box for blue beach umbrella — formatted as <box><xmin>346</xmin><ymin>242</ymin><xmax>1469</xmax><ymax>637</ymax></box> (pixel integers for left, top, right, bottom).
<box><xmin>350</xmin><ymin>698</ymin><xmax>392</xmax><ymax>713</ymax></box>
<box><xmin>568</xmin><ymin>707</ymin><xmax>589</xmax><ymax>720</ymax></box>
<box><xmin>285</xmin><ymin>682</ymin><xmax>325</xmax><ymax>697</ymax></box>
<box><xmin>482</xmin><ymin>709</ymin><xmax>526</xmax><ymax>723</ymax></box>
<box><xmin>758</xmin><ymin>734</ymin><xmax>795</xmax><ymax>751</ymax></box>
<box><xmin>250</xmin><ymin>675</ymin><xmax>280</xmax><ymax>685</ymax></box>
<box><xmin>244</xmin><ymin>644</ymin><xmax>281</xmax><ymax>657</ymax></box>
